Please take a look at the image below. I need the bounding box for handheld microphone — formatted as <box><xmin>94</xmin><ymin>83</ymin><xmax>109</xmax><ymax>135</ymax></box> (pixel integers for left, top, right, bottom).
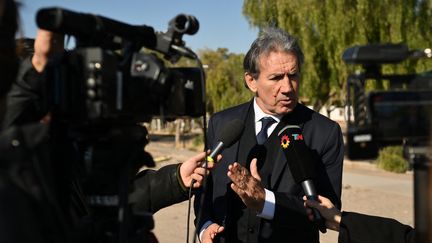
<box><xmin>203</xmin><ymin>119</ymin><xmax>245</xmax><ymax>166</ymax></box>
<box><xmin>277</xmin><ymin>125</ymin><xmax>327</xmax><ymax>233</ymax></box>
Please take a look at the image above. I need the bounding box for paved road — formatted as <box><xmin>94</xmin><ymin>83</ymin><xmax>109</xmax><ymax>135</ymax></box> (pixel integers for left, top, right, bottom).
<box><xmin>145</xmin><ymin>136</ymin><xmax>414</xmax><ymax>243</ymax></box>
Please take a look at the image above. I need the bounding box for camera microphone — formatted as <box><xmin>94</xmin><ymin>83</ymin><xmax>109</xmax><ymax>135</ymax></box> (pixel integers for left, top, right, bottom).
<box><xmin>277</xmin><ymin>125</ymin><xmax>327</xmax><ymax>233</ymax></box>
<box><xmin>203</xmin><ymin>119</ymin><xmax>245</xmax><ymax>167</ymax></box>
<box><xmin>36</xmin><ymin>7</ymin><xmax>157</xmax><ymax>47</ymax></box>
<box><xmin>36</xmin><ymin>8</ymin><xmax>200</xmax><ymax>61</ymax></box>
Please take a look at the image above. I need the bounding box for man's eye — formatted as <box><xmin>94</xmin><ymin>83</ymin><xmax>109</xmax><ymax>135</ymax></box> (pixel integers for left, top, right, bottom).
<box><xmin>270</xmin><ymin>75</ymin><xmax>283</xmax><ymax>81</ymax></box>
<box><xmin>288</xmin><ymin>73</ymin><xmax>299</xmax><ymax>79</ymax></box>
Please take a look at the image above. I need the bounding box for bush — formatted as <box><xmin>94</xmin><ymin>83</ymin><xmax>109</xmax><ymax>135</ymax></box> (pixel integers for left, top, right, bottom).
<box><xmin>376</xmin><ymin>146</ymin><xmax>409</xmax><ymax>173</ymax></box>
<box><xmin>187</xmin><ymin>134</ymin><xmax>204</xmax><ymax>152</ymax></box>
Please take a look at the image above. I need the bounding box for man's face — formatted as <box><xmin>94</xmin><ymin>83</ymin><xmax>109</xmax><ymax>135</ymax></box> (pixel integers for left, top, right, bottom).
<box><xmin>245</xmin><ymin>50</ymin><xmax>300</xmax><ymax>116</ymax></box>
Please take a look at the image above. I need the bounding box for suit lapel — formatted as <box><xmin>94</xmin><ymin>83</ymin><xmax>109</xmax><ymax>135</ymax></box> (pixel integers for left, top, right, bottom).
<box><xmin>218</xmin><ymin>100</ymin><xmax>254</xmax><ymax>177</ymax></box>
<box><xmin>237</xmin><ymin>109</ymin><xmax>257</xmax><ymax>167</ymax></box>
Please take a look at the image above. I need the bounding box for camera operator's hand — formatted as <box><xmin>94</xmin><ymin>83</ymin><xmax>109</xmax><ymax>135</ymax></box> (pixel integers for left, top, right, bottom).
<box><xmin>303</xmin><ymin>195</ymin><xmax>342</xmax><ymax>231</ymax></box>
<box><xmin>32</xmin><ymin>29</ymin><xmax>64</xmax><ymax>72</ymax></box>
<box><xmin>202</xmin><ymin>223</ymin><xmax>224</xmax><ymax>243</ymax></box>
<box><xmin>179</xmin><ymin>151</ymin><xmax>221</xmax><ymax>188</ymax></box>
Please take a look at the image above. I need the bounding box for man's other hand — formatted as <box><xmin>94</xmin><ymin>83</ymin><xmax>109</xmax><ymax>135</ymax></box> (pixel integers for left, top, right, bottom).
<box><xmin>202</xmin><ymin>223</ymin><xmax>224</xmax><ymax>243</ymax></box>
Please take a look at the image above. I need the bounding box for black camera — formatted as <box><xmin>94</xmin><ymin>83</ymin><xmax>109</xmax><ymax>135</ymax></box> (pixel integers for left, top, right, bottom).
<box><xmin>37</xmin><ymin>8</ymin><xmax>205</xmax><ymax>125</ymax></box>
<box><xmin>34</xmin><ymin>8</ymin><xmax>206</xmax><ymax>242</ymax></box>
<box><xmin>343</xmin><ymin>44</ymin><xmax>432</xmax><ymax>242</ymax></box>
<box><xmin>343</xmin><ymin>43</ymin><xmax>432</xmax><ymax>160</ymax></box>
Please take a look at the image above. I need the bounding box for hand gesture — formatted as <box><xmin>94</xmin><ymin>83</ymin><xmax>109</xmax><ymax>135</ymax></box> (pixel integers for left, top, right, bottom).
<box><xmin>227</xmin><ymin>158</ymin><xmax>265</xmax><ymax>212</ymax></box>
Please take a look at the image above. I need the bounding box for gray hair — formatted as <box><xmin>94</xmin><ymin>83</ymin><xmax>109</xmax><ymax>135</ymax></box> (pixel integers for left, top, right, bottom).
<box><xmin>243</xmin><ymin>27</ymin><xmax>304</xmax><ymax>79</ymax></box>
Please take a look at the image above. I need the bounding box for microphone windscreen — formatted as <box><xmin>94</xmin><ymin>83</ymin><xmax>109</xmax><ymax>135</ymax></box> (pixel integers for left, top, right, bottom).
<box><xmin>277</xmin><ymin>125</ymin><xmax>316</xmax><ymax>184</ymax></box>
<box><xmin>218</xmin><ymin>119</ymin><xmax>245</xmax><ymax>147</ymax></box>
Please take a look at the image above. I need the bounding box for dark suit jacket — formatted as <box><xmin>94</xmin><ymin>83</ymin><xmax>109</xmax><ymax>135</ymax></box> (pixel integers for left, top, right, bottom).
<box><xmin>195</xmin><ymin>100</ymin><xmax>344</xmax><ymax>243</ymax></box>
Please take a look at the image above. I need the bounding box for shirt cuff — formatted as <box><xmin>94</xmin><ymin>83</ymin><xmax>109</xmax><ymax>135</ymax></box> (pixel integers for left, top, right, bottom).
<box><xmin>256</xmin><ymin>189</ymin><xmax>275</xmax><ymax>220</ymax></box>
<box><xmin>199</xmin><ymin>220</ymin><xmax>213</xmax><ymax>241</ymax></box>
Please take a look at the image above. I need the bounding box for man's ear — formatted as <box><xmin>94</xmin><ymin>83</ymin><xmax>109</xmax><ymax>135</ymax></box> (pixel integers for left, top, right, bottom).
<box><xmin>244</xmin><ymin>72</ymin><xmax>257</xmax><ymax>93</ymax></box>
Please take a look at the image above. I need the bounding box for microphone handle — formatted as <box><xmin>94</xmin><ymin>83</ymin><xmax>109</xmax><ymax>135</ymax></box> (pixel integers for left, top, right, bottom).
<box><xmin>208</xmin><ymin>141</ymin><xmax>224</xmax><ymax>161</ymax></box>
<box><xmin>302</xmin><ymin>180</ymin><xmax>327</xmax><ymax>233</ymax></box>
<box><xmin>198</xmin><ymin>141</ymin><xmax>224</xmax><ymax>168</ymax></box>
<box><xmin>192</xmin><ymin>141</ymin><xmax>224</xmax><ymax>187</ymax></box>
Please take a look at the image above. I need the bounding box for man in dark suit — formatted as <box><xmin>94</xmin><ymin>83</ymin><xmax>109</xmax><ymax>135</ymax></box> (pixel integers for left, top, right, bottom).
<box><xmin>195</xmin><ymin>27</ymin><xmax>344</xmax><ymax>243</ymax></box>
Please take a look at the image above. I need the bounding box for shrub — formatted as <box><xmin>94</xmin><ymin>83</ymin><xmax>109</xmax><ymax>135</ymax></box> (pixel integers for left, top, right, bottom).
<box><xmin>376</xmin><ymin>146</ymin><xmax>409</xmax><ymax>173</ymax></box>
<box><xmin>188</xmin><ymin>134</ymin><xmax>204</xmax><ymax>152</ymax></box>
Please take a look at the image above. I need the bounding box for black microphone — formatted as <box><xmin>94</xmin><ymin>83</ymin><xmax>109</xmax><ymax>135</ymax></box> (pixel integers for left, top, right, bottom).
<box><xmin>277</xmin><ymin>125</ymin><xmax>327</xmax><ymax>233</ymax></box>
<box><xmin>202</xmin><ymin>119</ymin><xmax>245</xmax><ymax>166</ymax></box>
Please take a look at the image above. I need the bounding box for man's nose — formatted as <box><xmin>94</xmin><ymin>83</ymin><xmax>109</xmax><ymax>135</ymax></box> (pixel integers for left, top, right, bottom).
<box><xmin>279</xmin><ymin>75</ymin><xmax>293</xmax><ymax>92</ymax></box>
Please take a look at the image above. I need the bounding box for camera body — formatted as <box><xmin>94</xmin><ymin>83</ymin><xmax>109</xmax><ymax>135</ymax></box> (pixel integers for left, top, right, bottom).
<box><xmin>45</xmin><ymin>47</ymin><xmax>204</xmax><ymax>125</ymax></box>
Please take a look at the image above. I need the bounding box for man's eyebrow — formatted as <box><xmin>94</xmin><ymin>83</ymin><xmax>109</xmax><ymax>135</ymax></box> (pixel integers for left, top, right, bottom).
<box><xmin>268</xmin><ymin>70</ymin><xmax>298</xmax><ymax>77</ymax></box>
<box><xmin>267</xmin><ymin>72</ymin><xmax>284</xmax><ymax>78</ymax></box>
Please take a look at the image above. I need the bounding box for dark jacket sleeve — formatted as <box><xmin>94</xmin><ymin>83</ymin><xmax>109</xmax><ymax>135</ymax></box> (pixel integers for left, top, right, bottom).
<box><xmin>130</xmin><ymin>164</ymin><xmax>189</xmax><ymax>214</ymax></box>
<box><xmin>316</xmin><ymin>121</ymin><xmax>344</xmax><ymax>209</ymax></box>
<box><xmin>3</xmin><ymin>56</ymin><xmax>47</xmax><ymax>129</ymax></box>
<box><xmin>339</xmin><ymin>212</ymin><xmax>415</xmax><ymax>243</ymax></box>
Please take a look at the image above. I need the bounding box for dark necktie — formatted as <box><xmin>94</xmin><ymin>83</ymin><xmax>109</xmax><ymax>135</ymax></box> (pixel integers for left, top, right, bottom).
<box><xmin>257</xmin><ymin>117</ymin><xmax>276</xmax><ymax>145</ymax></box>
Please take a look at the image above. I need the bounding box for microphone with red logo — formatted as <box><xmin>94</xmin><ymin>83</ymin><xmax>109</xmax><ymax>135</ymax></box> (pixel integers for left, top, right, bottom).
<box><xmin>277</xmin><ymin>125</ymin><xmax>327</xmax><ymax>233</ymax></box>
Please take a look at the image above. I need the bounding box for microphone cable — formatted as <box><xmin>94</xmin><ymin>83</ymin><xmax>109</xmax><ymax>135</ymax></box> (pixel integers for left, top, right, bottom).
<box><xmin>187</xmin><ymin>156</ymin><xmax>210</xmax><ymax>243</ymax></box>
<box><xmin>178</xmin><ymin>46</ymin><xmax>208</xmax><ymax>243</ymax></box>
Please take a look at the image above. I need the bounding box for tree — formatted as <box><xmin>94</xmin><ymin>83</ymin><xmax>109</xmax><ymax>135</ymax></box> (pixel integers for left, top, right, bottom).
<box><xmin>199</xmin><ymin>48</ymin><xmax>253</xmax><ymax>114</ymax></box>
<box><xmin>243</xmin><ymin>0</ymin><xmax>432</xmax><ymax>111</ymax></box>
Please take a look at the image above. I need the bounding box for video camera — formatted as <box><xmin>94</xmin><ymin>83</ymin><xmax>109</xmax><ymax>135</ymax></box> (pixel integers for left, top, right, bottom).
<box><xmin>34</xmin><ymin>8</ymin><xmax>206</xmax><ymax>242</ymax></box>
<box><xmin>343</xmin><ymin>44</ymin><xmax>432</xmax><ymax>242</ymax></box>
<box><xmin>343</xmin><ymin>43</ymin><xmax>432</xmax><ymax>160</ymax></box>
<box><xmin>36</xmin><ymin>7</ymin><xmax>205</xmax><ymax>125</ymax></box>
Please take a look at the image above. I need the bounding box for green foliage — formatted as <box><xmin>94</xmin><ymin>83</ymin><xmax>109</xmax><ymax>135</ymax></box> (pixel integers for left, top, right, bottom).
<box><xmin>199</xmin><ymin>48</ymin><xmax>253</xmax><ymax>113</ymax></box>
<box><xmin>243</xmin><ymin>0</ymin><xmax>432</xmax><ymax>110</ymax></box>
<box><xmin>190</xmin><ymin>134</ymin><xmax>204</xmax><ymax>151</ymax></box>
<box><xmin>376</xmin><ymin>146</ymin><xmax>409</xmax><ymax>173</ymax></box>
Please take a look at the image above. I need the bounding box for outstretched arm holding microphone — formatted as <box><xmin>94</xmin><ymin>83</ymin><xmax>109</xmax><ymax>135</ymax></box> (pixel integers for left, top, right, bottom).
<box><xmin>131</xmin><ymin>151</ymin><xmax>221</xmax><ymax>214</ymax></box>
<box><xmin>303</xmin><ymin>195</ymin><xmax>416</xmax><ymax>243</ymax></box>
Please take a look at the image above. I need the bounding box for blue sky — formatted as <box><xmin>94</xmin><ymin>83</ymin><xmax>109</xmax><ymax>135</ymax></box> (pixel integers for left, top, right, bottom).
<box><xmin>19</xmin><ymin>0</ymin><xmax>259</xmax><ymax>54</ymax></box>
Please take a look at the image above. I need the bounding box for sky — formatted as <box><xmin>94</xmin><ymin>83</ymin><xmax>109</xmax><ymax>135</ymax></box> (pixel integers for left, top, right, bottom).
<box><xmin>19</xmin><ymin>0</ymin><xmax>259</xmax><ymax>54</ymax></box>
